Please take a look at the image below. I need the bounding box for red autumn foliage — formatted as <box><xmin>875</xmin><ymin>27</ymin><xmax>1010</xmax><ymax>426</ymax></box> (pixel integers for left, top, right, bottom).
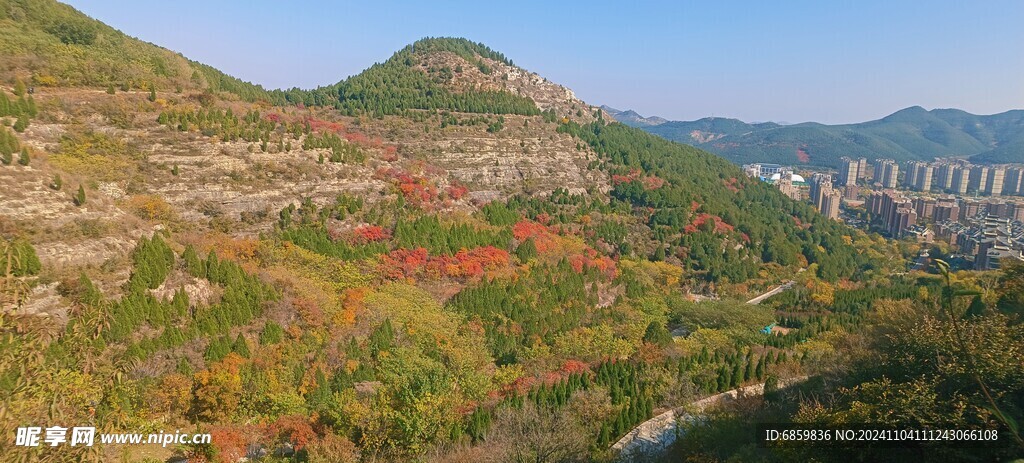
<box><xmin>264</xmin><ymin>113</ymin><xmax>282</xmax><ymax>123</ymax></box>
<box><xmin>722</xmin><ymin>177</ymin><xmax>741</xmax><ymax>193</ymax></box>
<box><xmin>560</xmin><ymin>359</ymin><xmax>589</xmax><ymax>374</ymax></box>
<box><xmin>642</xmin><ymin>175</ymin><xmax>666</xmax><ymax>190</ymax></box>
<box><xmin>567</xmin><ymin>251</ymin><xmax>617</xmax><ymax>278</ymax></box>
<box><xmin>207</xmin><ymin>426</ymin><xmax>249</xmax><ymax>463</ymax></box>
<box><xmin>796</xmin><ymin>146</ymin><xmax>810</xmax><ymax>163</ymax></box>
<box><xmin>379</xmin><ymin>246</ymin><xmax>510</xmax><ymax>280</ymax></box>
<box><xmin>266</xmin><ymin>415</ymin><xmax>317</xmax><ymax>452</ymax></box>
<box><xmin>375</xmin><ymin>168</ymin><xmax>439</xmax><ymax>207</ymax></box>
<box><xmin>512</xmin><ymin>220</ymin><xmax>558</xmax><ymax>252</ymax></box>
<box><xmin>611</xmin><ymin>168</ymin><xmax>642</xmax><ymax>186</ymax></box>
<box><xmin>446</xmin><ymin>182</ymin><xmax>469</xmax><ymax>200</ymax></box>
<box><xmin>683</xmin><ymin>213</ymin><xmax>735</xmax><ymax>235</ymax></box>
<box><xmin>352</xmin><ymin>225</ymin><xmax>391</xmax><ymax>243</ymax></box>
<box><xmin>344</xmin><ymin>131</ymin><xmax>368</xmax><ymax>145</ymax></box>
<box><xmin>691</xmin><ymin>201</ymin><xmax>701</xmax><ymax>212</ymax></box>
<box><xmin>381</xmin><ymin>144</ymin><xmax>399</xmax><ymax>162</ymax></box>
<box><xmin>306</xmin><ymin>117</ymin><xmax>345</xmax><ymax>134</ymax></box>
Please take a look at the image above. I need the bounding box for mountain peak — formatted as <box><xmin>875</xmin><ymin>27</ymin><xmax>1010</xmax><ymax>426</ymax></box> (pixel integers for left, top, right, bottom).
<box><xmin>401</xmin><ymin>37</ymin><xmax>516</xmax><ymax>67</ymax></box>
<box><xmin>602</xmin><ymin>106</ymin><xmax>667</xmax><ymax>127</ymax></box>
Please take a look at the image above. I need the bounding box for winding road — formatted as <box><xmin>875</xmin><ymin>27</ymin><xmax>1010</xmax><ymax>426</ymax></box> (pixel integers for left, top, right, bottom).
<box><xmin>610</xmin><ymin>377</ymin><xmax>806</xmax><ymax>461</ymax></box>
<box><xmin>611</xmin><ymin>279</ymin><xmax>802</xmax><ymax>460</ymax></box>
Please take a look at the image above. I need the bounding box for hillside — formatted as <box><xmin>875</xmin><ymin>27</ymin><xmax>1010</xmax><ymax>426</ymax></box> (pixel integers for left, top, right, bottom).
<box><xmin>0</xmin><ymin>2</ymin><xmax>923</xmax><ymax>463</ymax></box>
<box><xmin>636</xmin><ymin>106</ymin><xmax>1024</xmax><ymax>167</ymax></box>
<box><xmin>600</xmin><ymin>105</ymin><xmax>668</xmax><ymax>127</ymax></box>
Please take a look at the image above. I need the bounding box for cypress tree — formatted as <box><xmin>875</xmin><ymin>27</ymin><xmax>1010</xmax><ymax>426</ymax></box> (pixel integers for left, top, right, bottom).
<box><xmin>50</xmin><ymin>174</ymin><xmax>62</xmax><ymax>190</ymax></box>
<box><xmin>232</xmin><ymin>333</ymin><xmax>250</xmax><ymax>358</ymax></box>
<box><xmin>74</xmin><ymin>185</ymin><xmax>86</xmax><ymax>206</ymax></box>
<box><xmin>17</xmin><ymin>148</ymin><xmax>28</xmax><ymax>166</ymax></box>
<box><xmin>13</xmin><ymin>115</ymin><xmax>28</xmax><ymax>133</ymax></box>
<box><xmin>148</xmin><ymin>83</ymin><xmax>157</xmax><ymax>102</ymax></box>
<box><xmin>642</xmin><ymin>320</ymin><xmax>673</xmax><ymax>346</ymax></box>
<box><xmin>106</xmin><ymin>84</ymin><xmax>116</xmax><ymax>95</ymax></box>
<box><xmin>515</xmin><ymin>238</ymin><xmax>537</xmax><ymax>262</ymax></box>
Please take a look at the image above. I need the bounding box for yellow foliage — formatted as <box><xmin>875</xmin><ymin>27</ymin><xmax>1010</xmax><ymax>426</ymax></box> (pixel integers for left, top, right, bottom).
<box><xmin>125</xmin><ymin>194</ymin><xmax>177</xmax><ymax>222</ymax></box>
<box><xmin>51</xmin><ymin>131</ymin><xmax>140</xmax><ymax>181</ymax></box>
<box><xmin>34</xmin><ymin>75</ymin><xmax>59</xmax><ymax>87</ymax></box>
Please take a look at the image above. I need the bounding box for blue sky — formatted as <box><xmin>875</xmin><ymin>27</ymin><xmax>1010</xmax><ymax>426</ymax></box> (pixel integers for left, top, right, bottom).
<box><xmin>69</xmin><ymin>0</ymin><xmax>1023</xmax><ymax>124</ymax></box>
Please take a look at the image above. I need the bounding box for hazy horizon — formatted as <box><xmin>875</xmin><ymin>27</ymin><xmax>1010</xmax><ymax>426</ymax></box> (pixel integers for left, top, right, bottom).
<box><xmin>68</xmin><ymin>0</ymin><xmax>1024</xmax><ymax>124</ymax></box>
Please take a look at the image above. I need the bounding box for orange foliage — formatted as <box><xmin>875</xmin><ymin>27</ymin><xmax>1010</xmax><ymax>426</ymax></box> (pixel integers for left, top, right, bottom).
<box><xmin>193</xmin><ymin>354</ymin><xmax>246</xmax><ymax>423</ymax></box>
<box><xmin>375</xmin><ymin>167</ymin><xmax>438</xmax><ymax>207</ymax></box>
<box><xmin>207</xmin><ymin>426</ymin><xmax>249</xmax><ymax>463</ymax></box>
<box><xmin>339</xmin><ymin>287</ymin><xmax>367</xmax><ymax>325</ymax></box>
<box><xmin>266</xmin><ymin>415</ymin><xmax>317</xmax><ymax>451</ymax></box>
<box><xmin>292</xmin><ymin>296</ymin><xmax>324</xmax><ymax>327</ymax></box>
<box><xmin>512</xmin><ymin>220</ymin><xmax>558</xmax><ymax>252</ymax></box>
<box><xmin>566</xmin><ymin>249</ymin><xmax>617</xmax><ymax>278</ymax></box>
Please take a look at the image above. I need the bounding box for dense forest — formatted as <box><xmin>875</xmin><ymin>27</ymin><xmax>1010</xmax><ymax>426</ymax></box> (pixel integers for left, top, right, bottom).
<box><xmin>668</xmin><ymin>262</ymin><xmax>1024</xmax><ymax>462</ymax></box>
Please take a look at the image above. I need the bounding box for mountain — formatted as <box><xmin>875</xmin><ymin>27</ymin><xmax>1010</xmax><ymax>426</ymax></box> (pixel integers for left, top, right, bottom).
<box><xmin>0</xmin><ymin>2</ymin><xmax>901</xmax><ymax>462</ymax></box>
<box><xmin>641</xmin><ymin>106</ymin><xmax>1024</xmax><ymax>167</ymax></box>
<box><xmin>600</xmin><ymin>105</ymin><xmax>668</xmax><ymax>127</ymax></box>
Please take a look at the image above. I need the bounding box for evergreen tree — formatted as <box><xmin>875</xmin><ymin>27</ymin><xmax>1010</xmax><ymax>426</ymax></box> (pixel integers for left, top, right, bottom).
<box><xmin>642</xmin><ymin>320</ymin><xmax>672</xmax><ymax>347</ymax></box>
<box><xmin>17</xmin><ymin>148</ymin><xmax>29</xmax><ymax>166</ymax></box>
<box><xmin>13</xmin><ymin>115</ymin><xmax>28</xmax><ymax>133</ymax></box>
<box><xmin>148</xmin><ymin>83</ymin><xmax>157</xmax><ymax>102</ymax></box>
<box><xmin>515</xmin><ymin>238</ymin><xmax>537</xmax><ymax>262</ymax></box>
<box><xmin>74</xmin><ymin>185</ymin><xmax>86</xmax><ymax>206</ymax></box>
<box><xmin>50</xmin><ymin>174</ymin><xmax>62</xmax><ymax>190</ymax></box>
<box><xmin>106</xmin><ymin>84</ymin><xmax>116</xmax><ymax>95</ymax></box>
<box><xmin>260</xmin><ymin>321</ymin><xmax>284</xmax><ymax>345</ymax></box>
<box><xmin>231</xmin><ymin>333</ymin><xmax>250</xmax><ymax>358</ymax></box>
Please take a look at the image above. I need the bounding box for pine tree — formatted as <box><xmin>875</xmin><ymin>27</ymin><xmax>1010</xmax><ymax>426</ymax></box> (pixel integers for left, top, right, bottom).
<box><xmin>231</xmin><ymin>333</ymin><xmax>250</xmax><ymax>358</ymax></box>
<box><xmin>515</xmin><ymin>238</ymin><xmax>537</xmax><ymax>262</ymax></box>
<box><xmin>642</xmin><ymin>320</ymin><xmax>672</xmax><ymax>346</ymax></box>
<box><xmin>13</xmin><ymin>115</ymin><xmax>28</xmax><ymax>133</ymax></box>
<box><xmin>13</xmin><ymin>79</ymin><xmax>26</xmax><ymax>97</ymax></box>
<box><xmin>50</xmin><ymin>174</ymin><xmax>62</xmax><ymax>190</ymax></box>
<box><xmin>17</xmin><ymin>148</ymin><xmax>28</xmax><ymax>166</ymax></box>
<box><xmin>74</xmin><ymin>185</ymin><xmax>86</xmax><ymax>206</ymax></box>
<box><xmin>148</xmin><ymin>83</ymin><xmax>157</xmax><ymax>102</ymax></box>
<box><xmin>1</xmin><ymin>150</ymin><xmax>10</xmax><ymax>166</ymax></box>
<box><xmin>106</xmin><ymin>84</ymin><xmax>116</xmax><ymax>95</ymax></box>
<box><xmin>172</xmin><ymin>164</ymin><xmax>179</xmax><ymax>176</ymax></box>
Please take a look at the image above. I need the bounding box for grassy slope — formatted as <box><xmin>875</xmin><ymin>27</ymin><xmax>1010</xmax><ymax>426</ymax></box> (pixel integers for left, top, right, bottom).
<box><xmin>0</xmin><ymin>0</ymin><xmax>281</xmax><ymax>101</ymax></box>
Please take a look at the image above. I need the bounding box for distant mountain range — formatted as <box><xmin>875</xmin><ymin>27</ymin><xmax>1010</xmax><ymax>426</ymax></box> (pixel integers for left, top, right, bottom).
<box><xmin>605</xmin><ymin>106</ymin><xmax>1024</xmax><ymax>168</ymax></box>
<box><xmin>599</xmin><ymin>106</ymin><xmax>668</xmax><ymax>127</ymax></box>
